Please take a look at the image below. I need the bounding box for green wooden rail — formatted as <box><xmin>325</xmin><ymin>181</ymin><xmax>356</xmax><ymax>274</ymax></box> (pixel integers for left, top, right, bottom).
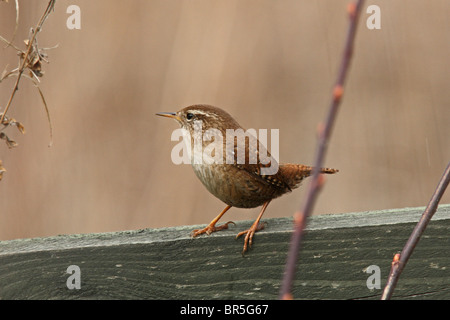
<box><xmin>0</xmin><ymin>204</ymin><xmax>449</xmax><ymax>299</ymax></box>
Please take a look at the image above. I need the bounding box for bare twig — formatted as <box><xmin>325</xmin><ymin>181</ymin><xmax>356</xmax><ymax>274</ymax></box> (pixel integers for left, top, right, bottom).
<box><xmin>0</xmin><ymin>0</ymin><xmax>56</xmax><ymax>124</ymax></box>
<box><xmin>34</xmin><ymin>82</ymin><xmax>53</xmax><ymax>146</ymax></box>
<box><xmin>2</xmin><ymin>0</ymin><xmax>20</xmax><ymax>49</ymax></box>
<box><xmin>279</xmin><ymin>0</ymin><xmax>365</xmax><ymax>299</ymax></box>
<box><xmin>0</xmin><ymin>159</ymin><xmax>5</xmax><ymax>181</ymax></box>
<box><xmin>0</xmin><ymin>0</ymin><xmax>56</xmax><ymax>177</ymax></box>
<box><xmin>381</xmin><ymin>161</ymin><xmax>450</xmax><ymax>300</ymax></box>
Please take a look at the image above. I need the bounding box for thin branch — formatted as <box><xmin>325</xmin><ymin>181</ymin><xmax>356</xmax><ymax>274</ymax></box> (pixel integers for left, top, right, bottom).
<box><xmin>34</xmin><ymin>82</ymin><xmax>53</xmax><ymax>146</ymax></box>
<box><xmin>381</xmin><ymin>161</ymin><xmax>450</xmax><ymax>300</ymax></box>
<box><xmin>279</xmin><ymin>0</ymin><xmax>365</xmax><ymax>299</ymax></box>
<box><xmin>2</xmin><ymin>0</ymin><xmax>20</xmax><ymax>49</ymax></box>
<box><xmin>0</xmin><ymin>34</ymin><xmax>22</xmax><ymax>51</ymax></box>
<box><xmin>0</xmin><ymin>0</ymin><xmax>56</xmax><ymax>124</ymax></box>
<box><xmin>0</xmin><ymin>160</ymin><xmax>5</xmax><ymax>181</ymax></box>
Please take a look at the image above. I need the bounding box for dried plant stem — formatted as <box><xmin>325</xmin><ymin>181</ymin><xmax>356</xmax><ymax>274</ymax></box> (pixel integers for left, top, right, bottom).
<box><xmin>279</xmin><ymin>0</ymin><xmax>365</xmax><ymax>299</ymax></box>
<box><xmin>0</xmin><ymin>0</ymin><xmax>55</xmax><ymax>124</ymax></box>
<box><xmin>2</xmin><ymin>0</ymin><xmax>20</xmax><ymax>49</ymax></box>
<box><xmin>381</xmin><ymin>161</ymin><xmax>450</xmax><ymax>300</ymax></box>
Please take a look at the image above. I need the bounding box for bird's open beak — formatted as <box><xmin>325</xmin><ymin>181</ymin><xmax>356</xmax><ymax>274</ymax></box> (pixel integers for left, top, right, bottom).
<box><xmin>156</xmin><ymin>112</ymin><xmax>181</xmax><ymax>121</ymax></box>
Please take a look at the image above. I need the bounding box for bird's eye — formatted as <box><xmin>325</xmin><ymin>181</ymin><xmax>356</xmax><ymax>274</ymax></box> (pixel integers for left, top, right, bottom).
<box><xmin>186</xmin><ymin>113</ymin><xmax>194</xmax><ymax>120</ymax></box>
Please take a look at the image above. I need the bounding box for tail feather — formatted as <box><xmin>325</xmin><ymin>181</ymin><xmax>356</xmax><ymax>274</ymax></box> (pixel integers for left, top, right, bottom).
<box><xmin>319</xmin><ymin>167</ymin><xmax>339</xmax><ymax>174</ymax></box>
<box><xmin>279</xmin><ymin>163</ymin><xmax>338</xmax><ymax>190</ymax></box>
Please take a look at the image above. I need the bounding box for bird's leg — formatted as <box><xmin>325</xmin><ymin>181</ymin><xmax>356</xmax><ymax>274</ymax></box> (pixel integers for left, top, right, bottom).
<box><xmin>236</xmin><ymin>200</ymin><xmax>271</xmax><ymax>255</ymax></box>
<box><xmin>191</xmin><ymin>205</ymin><xmax>235</xmax><ymax>237</ymax></box>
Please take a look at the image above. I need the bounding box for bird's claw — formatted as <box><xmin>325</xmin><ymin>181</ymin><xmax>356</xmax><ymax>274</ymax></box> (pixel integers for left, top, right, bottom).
<box><xmin>191</xmin><ymin>221</ymin><xmax>235</xmax><ymax>237</ymax></box>
<box><xmin>236</xmin><ymin>222</ymin><xmax>267</xmax><ymax>255</ymax></box>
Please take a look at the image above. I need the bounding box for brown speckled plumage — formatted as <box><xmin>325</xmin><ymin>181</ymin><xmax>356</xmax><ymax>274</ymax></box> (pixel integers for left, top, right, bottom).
<box><xmin>157</xmin><ymin>105</ymin><xmax>338</xmax><ymax>254</ymax></box>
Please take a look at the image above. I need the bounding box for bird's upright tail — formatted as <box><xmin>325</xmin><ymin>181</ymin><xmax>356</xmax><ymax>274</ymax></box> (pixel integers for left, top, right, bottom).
<box><xmin>317</xmin><ymin>167</ymin><xmax>339</xmax><ymax>174</ymax></box>
<box><xmin>279</xmin><ymin>164</ymin><xmax>339</xmax><ymax>190</ymax></box>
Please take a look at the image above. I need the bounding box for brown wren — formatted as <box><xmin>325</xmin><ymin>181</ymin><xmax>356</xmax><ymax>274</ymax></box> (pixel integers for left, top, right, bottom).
<box><xmin>157</xmin><ymin>105</ymin><xmax>338</xmax><ymax>254</ymax></box>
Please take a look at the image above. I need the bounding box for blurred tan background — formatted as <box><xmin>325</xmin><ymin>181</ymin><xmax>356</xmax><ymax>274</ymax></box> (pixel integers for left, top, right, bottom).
<box><xmin>0</xmin><ymin>0</ymin><xmax>449</xmax><ymax>241</ymax></box>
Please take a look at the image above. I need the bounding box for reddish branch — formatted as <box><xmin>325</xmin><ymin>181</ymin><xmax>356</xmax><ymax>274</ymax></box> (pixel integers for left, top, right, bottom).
<box><xmin>279</xmin><ymin>0</ymin><xmax>365</xmax><ymax>299</ymax></box>
<box><xmin>381</xmin><ymin>161</ymin><xmax>450</xmax><ymax>300</ymax></box>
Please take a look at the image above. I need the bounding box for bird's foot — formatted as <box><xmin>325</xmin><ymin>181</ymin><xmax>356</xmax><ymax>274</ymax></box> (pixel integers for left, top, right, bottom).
<box><xmin>236</xmin><ymin>221</ymin><xmax>267</xmax><ymax>255</ymax></box>
<box><xmin>191</xmin><ymin>221</ymin><xmax>235</xmax><ymax>238</ymax></box>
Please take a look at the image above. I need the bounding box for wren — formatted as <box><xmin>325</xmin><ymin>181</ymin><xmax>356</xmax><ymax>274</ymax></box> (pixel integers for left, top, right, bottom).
<box><xmin>157</xmin><ymin>105</ymin><xmax>338</xmax><ymax>254</ymax></box>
